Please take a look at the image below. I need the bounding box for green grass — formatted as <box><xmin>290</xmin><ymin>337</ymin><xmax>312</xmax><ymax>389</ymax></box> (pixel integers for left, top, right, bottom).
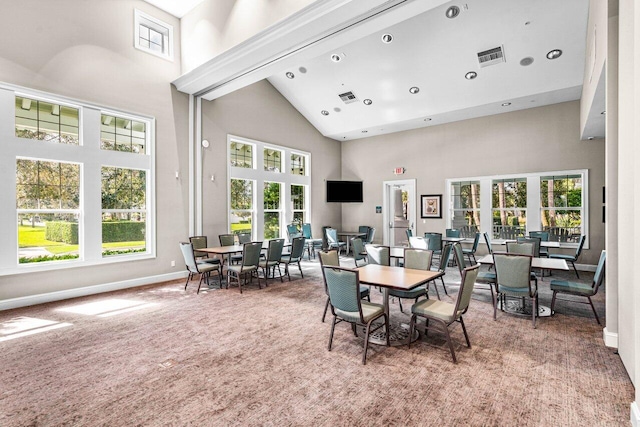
<box><xmin>231</xmin><ymin>223</ymin><xmax>252</xmax><ymax>232</ymax></box>
<box><xmin>19</xmin><ymin>225</ymin><xmax>144</xmax><ymax>255</ymax></box>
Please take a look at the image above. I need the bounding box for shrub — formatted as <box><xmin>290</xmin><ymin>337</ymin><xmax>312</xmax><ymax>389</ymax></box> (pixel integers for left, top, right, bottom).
<box><xmin>102</xmin><ymin>221</ymin><xmax>146</xmax><ymax>242</ymax></box>
<box><xmin>19</xmin><ymin>254</ymin><xmax>80</xmax><ymax>264</ymax></box>
<box><xmin>45</xmin><ymin>222</ymin><xmax>79</xmax><ymax>244</ymax></box>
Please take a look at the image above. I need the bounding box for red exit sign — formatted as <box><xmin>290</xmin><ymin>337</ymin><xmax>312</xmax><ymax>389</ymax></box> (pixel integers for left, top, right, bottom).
<box><xmin>393</xmin><ymin>167</ymin><xmax>405</xmax><ymax>175</ymax></box>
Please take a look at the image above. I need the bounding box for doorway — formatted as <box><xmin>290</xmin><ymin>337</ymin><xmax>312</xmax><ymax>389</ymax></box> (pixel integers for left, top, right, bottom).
<box><xmin>382</xmin><ymin>179</ymin><xmax>416</xmax><ymax>246</ymax></box>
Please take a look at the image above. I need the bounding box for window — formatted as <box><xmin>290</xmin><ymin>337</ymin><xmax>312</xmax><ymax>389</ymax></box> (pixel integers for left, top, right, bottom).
<box><xmin>540</xmin><ymin>174</ymin><xmax>583</xmax><ymax>242</ymax></box>
<box><xmin>0</xmin><ymin>85</ymin><xmax>155</xmax><ymax>274</ymax></box>
<box><xmin>449</xmin><ymin>181</ymin><xmax>480</xmax><ymax>237</ymax></box>
<box><xmin>228</xmin><ymin>136</ymin><xmax>311</xmax><ymax>240</ymax></box>
<box><xmin>134</xmin><ymin>10</ymin><xmax>173</xmax><ymax>61</ymax></box>
<box><xmin>492</xmin><ymin>178</ymin><xmax>527</xmax><ymax>239</ymax></box>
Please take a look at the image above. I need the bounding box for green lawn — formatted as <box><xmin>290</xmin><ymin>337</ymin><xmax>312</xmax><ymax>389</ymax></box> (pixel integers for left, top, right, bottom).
<box><xmin>19</xmin><ymin>225</ymin><xmax>144</xmax><ymax>255</ymax></box>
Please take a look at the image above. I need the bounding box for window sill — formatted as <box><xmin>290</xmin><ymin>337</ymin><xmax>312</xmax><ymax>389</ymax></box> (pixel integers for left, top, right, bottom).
<box><xmin>0</xmin><ymin>253</ymin><xmax>156</xmax><ymax>277</ymax></box>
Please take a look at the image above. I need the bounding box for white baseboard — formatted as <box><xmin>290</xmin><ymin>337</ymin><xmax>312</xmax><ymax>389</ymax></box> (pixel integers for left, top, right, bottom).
<box><xmin>603</xmin><ymin>327</ymin><xmax>619</xmax><ymax>348</ymax></box>
<box><xmin>631</xmin><ymin>401</ymin><xmax>640</xmax><ymax>427</ymax></box>
<box><xmin>0</xmin><ymin>271</ymin><xmax>188</xmax><ymax>312</ymax></box>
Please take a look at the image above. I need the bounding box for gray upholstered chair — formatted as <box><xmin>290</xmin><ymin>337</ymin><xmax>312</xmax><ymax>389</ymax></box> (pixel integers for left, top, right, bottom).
<box><xmin>453</xmin><ymin>242</ymin><xmax>496</xmax><ymax>311</ymax></box>
<box><xmin>405</xmin><ymin>228</ymin><xmax>413</xmax><ymax>243</ymax></box>
<box><xmin>528</xmin><ymin>231</ymin><xmax>550</xmax><ymax>257</ymax></box>
<box><xmin>506</xmin><ymin>241</ymin><xmax>538</xmax><ymax>284</ymax></box>
<box><xmin>409</xmin><ymin>263</ymin><xmax>480</xmax><ymax>363</ymax></box>
<box><xmin>180</xmin><ymin>242</ymin><xmax>222</xmax><ymax>293</ymax></box>
<box><xmin>516</xmin><ymin>236</ymin><xmax>541</xmax><ymax>257</ymax></box>
<box><xmin>462</xmin><ymin>232</ymin><xmax>481</xmax><ymax>264</ymax></box>
<box><xmin>189</xmin><ymin>235</ymin><xmax>221</xmax><ymax>266</ymax></box>
<box><xmin>218</xmin><ymin>233</ymin><xmax>235</xmax><ymax>246</ymax></box>
<box><xmin>302</xmin><ymin>223</ymin><xmax>322</xmax><ymax>259</ymax></box>
<box><xmin>280</xmin><ymin>236</ymin><xmax>306</xmax><ymax>281</ymax></box>
<box><xmin>351</xmin><ymin>237</ymin><xmax>367</xmax><ymax>267</ymax></box>
<box><xmin>286</xmin><ymin>223</ymin><xmax>301</xmax><ymax>241</ymax></box>
<box><xmin>365</xmin><ymin>245</ymin><xmax>390</xmax><ymax>266</ymax></box>
<box><xmin>389</xmin><ymin>248</ymin><xmax>432</xmax><ymax>312</ymax></box>
<box><xmin>325</xmin><ymin>228</ymin><xmax>346</xmax><ymax>254</ymax></box>
<box><xmin>233</xmin><ymin>232</ymin><xmax>253</xmax><ymax>263</ymax></box>
<box><xmin>493</xmin><ymin>253</ymin><xmax>538</xmax><ymax>328</ymax></box>
<box><xmin>549</xmin><ymin>234</ymin><xmax>586</xmax><ymax>278</ymax></box>
<box><xmin>358</xmin><ymin>225</ymin><xmax>370</xmax><ymax>238</ymax></box>
<box><xmin>319</xmin><ymin>250</ymin><xmax>370</xmax><ymax>322</ymax></box>
<box><xmin>423</xmin><ymin>232</ymin><xmax>442</xmax><ymax>256</ymax></box>
<box><xmin>323</xmin><ymin>265</ymin><xmax>389</xmax><ymax>364</ymax></box>
<box><xmin>364</xmin><ymin>227</ymin><xmax>376</xmax><ymax>245</ymax></box>
<box><xmin>550</xmin><ymin>250</ymin><xmax>606</xmax><ymax>324</ymax></box>
<box><xmin>430</xmin><ymin>242</ymin><xmax>453</xmax><ymax>298</ymax></box>
<box><xmin>226</xmin><ymin>241</ymin><xmax>262</xmax><ymax>293</ymax></box>
<box><xmin>445</xmin><ymin>228</ymin><xmax>461</xmax><ymax>238</ymax></box>
<box><xmin>259</xmin><ymin>238</ymin><xmax>285</xmax><ymax>283</ymax></box>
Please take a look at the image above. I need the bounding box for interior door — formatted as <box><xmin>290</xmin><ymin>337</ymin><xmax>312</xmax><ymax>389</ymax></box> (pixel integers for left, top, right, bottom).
<box><xmin>383</xmin><ymin>179</ymin><xmax>416</xmax><ymax>246</ymax></box>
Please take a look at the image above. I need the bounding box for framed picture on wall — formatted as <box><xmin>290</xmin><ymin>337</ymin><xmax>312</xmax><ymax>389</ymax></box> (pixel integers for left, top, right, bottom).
<box><xmin>421</xmin><ymin>194</ymin><xmax>442</xmax><ymax>218</ymax></box>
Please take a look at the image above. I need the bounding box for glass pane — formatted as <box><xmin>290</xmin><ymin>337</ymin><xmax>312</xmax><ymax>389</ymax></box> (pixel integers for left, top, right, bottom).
<box><xmin>116</xmin><ymin>134</ymin><xmax>132</xmax><ymax>152</ymax></box>
<box><xmin>60</xmin><ymin>125</ymin><xmax>79</xmax><ymax>144</ymax></box>
<box><xmin>451</xmin><ymin>210</ymin><xmax>480</xmax><ymax>237</ymax></box>
<box><xmin>139</xmin><ymin>25</ymin><xmax>149</xmax><ymax>41</ymax></box>
<box><xmin>292</xmin><ymin>211</ymin><xmax>305</xmax><ymax>227</ymax></box>
<box><xmin>16</xmin><ymin>160</ymin><xmax>79</xmax><ymax>210</ymax></box>
<box><xmin>291</xmin><ymin>153</ymin><xmax>306</xmax><ymax>175</ymax></box>
<box><xmin>230</xmin><ymin>142</ymin><xmax>253</xmax><ymax>168</ymax></box>
<box><xmin>139</xmin><ymin>38</ymin><xmax>150</xmax><ymax>49</ymax></box>
<box><xmin>291</xmin><ymin>185</ymin><xmax>305</xmax><ymax>210</ymax></box>
<box><xmin>15</xmin><ymin>117</ymin><xmax>38</xmax><ymax>139</ymax></box>
<box><xmin>230</xmin><ymin>211</ymin><xmax>252</xmax><ymax>235</ymax></box>
<box><xmin>150</xmin><ymin>42</ymin><xmax>163</xmax><ymax>53</ymax></box>
<box><xmin>492</xmin><ymin>209</ymin><xmax>526</xmax><ymax>239</ymax></box>
<box><xmin>231</xmin><ymin>179</ymin><xmax>253</xmax><ymax>210</ymax></box>
<box><xmin>149</xmin><ymin>28</ymin><xmax>163</xmax><ymax>45</ymax></box>
<box><xmin>263</xmin><ymin>149</ymin><xmax>282</xmax><ymax>172</ymax></box>
<box><xmin>264</xmin><ymin>182</ymin><xmax>281</xmax><ymax>209</ymax></box>
<box><xmin>38</xmin><ymin>120</ymin><xmax>59</xmax><ymax>143</ymax></box>
<box><xmin>15</xmin><ymin>97</ymin><xmax>37</xmax><ymax>120</ymax></box>
<box><xmin>541</xmin><ymin>211</ymin><xmax>582</xmax><ymax>242</ymax></box>
<box><xmin>102</xmin><ymin>212</ymin><xmax>146</xmax><ymax>257</ymax></box>
<box><xmin>264</xmin><ymin>212</ymin><xmax>280</xmax><ymax>240</ymax></box>
<box><xmin>18</xmin><ymin>213</ymin><xmax>80</xmax><ymax>264</ymax></box>
<box><xmin>101</xmin><ymin>167</ymin><xmax>146</xmax><ymax>210</ymax></box>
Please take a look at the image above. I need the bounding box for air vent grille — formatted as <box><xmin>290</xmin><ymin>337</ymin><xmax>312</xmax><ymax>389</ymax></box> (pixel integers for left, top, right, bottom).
<box><xmin>477</xmin><ymin>46</ymin><xmax>505</xmax><ymax>67</ymax></box>
<box><xmin>338</xmin><ymin>91</ymin><xmax>358</xmax><ymax>104</ymax></box>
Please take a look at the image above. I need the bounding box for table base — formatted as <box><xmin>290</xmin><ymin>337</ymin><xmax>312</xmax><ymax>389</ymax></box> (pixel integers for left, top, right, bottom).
<box><xmin>497</xmin><ymin>298</ymin><xmax>551</xmax><ymax>317</ymax></box>
<box><xmin>365</xmin><ymin>321</ymin><xmax>419</xmax><ymax>347</ymax></box>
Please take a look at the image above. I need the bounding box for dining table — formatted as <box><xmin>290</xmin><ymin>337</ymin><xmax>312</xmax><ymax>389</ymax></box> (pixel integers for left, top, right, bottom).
<box><xmin>338</xmin><ymin>231</ymin><xmax>367</xmax><ymax>254</ymax></box>
<box><xmin>356</xmin><ymin>264</ymin><xmax>444</xmax><ymax>346</ymax></box>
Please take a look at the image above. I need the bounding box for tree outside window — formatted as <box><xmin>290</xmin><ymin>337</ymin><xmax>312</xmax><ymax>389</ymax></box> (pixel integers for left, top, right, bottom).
<box><xmin>541</xmin><ymin>175</ymin><xmax>582</xmax><ymax>242</ymax></box>
<box><xmin>231</xmin><ymin>179</ymin><xmax>253</xmax><ymax>236</ymax></box>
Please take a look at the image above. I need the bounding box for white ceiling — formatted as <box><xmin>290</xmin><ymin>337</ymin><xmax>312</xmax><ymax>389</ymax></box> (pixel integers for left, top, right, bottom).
<box><xmin>142</xmin><ymin>0</ymin><xmax>205</xmax><ymax>18</ymax></box>
<box><xmin>172</xmin><ymin>0</ymin><xmax>593</xmax><ymax>141</ymax></box>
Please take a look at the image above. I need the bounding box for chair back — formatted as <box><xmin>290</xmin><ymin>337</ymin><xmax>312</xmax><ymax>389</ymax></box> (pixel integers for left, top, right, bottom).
<box><xmin>287</xmin><ymin>224</ymin><xmax>301</xmax><ymax>240</ymax></box>
<box><xmin>326</xmin><ymin>228</ymin><xmax>340</xmax><ymax>245</ymax></box>
<box><xmin>288</xmin><ymin>236</ymin><xmax>306</xmax><ymax>261</ymax></box>
<box><xmin>470</xmin><ymin>232</ymin><xmax>481</xmax><ymax>252</ymax></box>
<box><xmin>516</xmin><ymin>237</ymin><xmax>540</xmax><ymax>257</ymax></box>
<box><xmin>358</xmin><ymin>225</ymin><xmax>370</xmax><ymax>236</ymax></box>
<box><xmin>423</xmin><ymin>232</ymin><xmax>442</xmax><ymax>252</ymax></box>
<box><xmin>219</xmin><ymin>234</ymin><xmax>235</xmax><ymax>246</ymax></box>
<box><xmin>365</xmin><ymin>245</ymin><xmax>390</xmax><ymax>266</ymax></box>
<box><xmin>455</xmin><ymin>264</ymin><xmax>480</xmax><ymax>315</ymax></box>
<box><xmin>321</xmin><ymin>226</ymin><xmax>331</xmax><ymax>250</ymax></box>
<box><xmin>351</xmin><ymin>238</ymin><xmax>366</xmax><ymax>262</ymax></box>
<box><xmin>409</xmin><ymin>236</ymin><xmax>429</xmax><ymax>249</ymax></box>
<box><xmin>438</xmin><ymin>243</ymin><xmax>454</xmax><ymax>273</ymax></box>
<box><xmin>319</xmin><ymin>249</ymin><xmax>340</xmax><ymax>296</ymax></box>
<box><xmin>493</xmin><ymin>253</ymin><xmax>533</xmax><ymax>292</ymax></box>
<box><xmin>179</xmin><ymin>242</ymin><xmax>199</xmax><ymax>273</ymax></box>
<box><xmin>238</xmin><ymin>232</ymin><xmax>252</xmax><ymax>244</ymax></box>
<box><xmin>189</xmin><ymin>236</ymin><xmax>208</xmax><ymax>258</ymax></box>
<box><xmin>452</xmin><ymin>242</ymin><xmax>466</xmax><ymax>273</ymax></box>
<box><xmin>446</xmin><ymin>228</ymin><xmax>461</xmax><ymax>238</ymax></box>
<box><xmin>403</xmin><ymin>248</ymin><xmax>432</xmax><ymax>271</ymax></box>
<box><xmin>483</xmin><ymin>232</ymin><xmax>493</xmax><ymax>255</ymax></box>
<box><xmin>574</xmin><ymin>235</ymin><xmax>587</xmax><ymax>259</ymax></box>
<box><xmin>241</xmin><ymin>242</ymin><xmax>263</xmax><ymax>268</ymax></box>
<box><xmin>266</xmin><ymin>238</ymin><xmax>285</xmax><ymax>262</ymax></box>
<box><xmin>592</xmin><ymin>250</ymin><xmax>607</xmax><ymax>291</ymax></box>
<box><xmin>529</xmin><ymin>231</ymin><xmax>549</xmax><ymax>242</ymax></box>
<box><xmin>301</xmin><ymin>223</ymin><xmax>313</xmax><ymax>239</ymax></box>
<box><xmin>323</xmin><ymin>266</ymin><xmax>363</xmax><ymax>319</ymax></box>
<box><xmin>365</xmin><ymin>227</ymin><xmax>376</xmax><ymax>244</ymax></box>
<box><xmin>406</xmin><ymin>228</ymin><xmax>413</xmax><ymax>241</ymax></box>
<box><xmin>506</xmin><ymin>241</ymin><xmax>535</xmax><ymax>256</ymax></box>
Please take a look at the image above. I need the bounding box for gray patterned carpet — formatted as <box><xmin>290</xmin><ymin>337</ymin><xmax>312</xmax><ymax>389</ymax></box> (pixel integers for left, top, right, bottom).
<box><xmin>0</xmin><ymin>257</ymin><xmax>632</xmax><ymax>426</ymax></box>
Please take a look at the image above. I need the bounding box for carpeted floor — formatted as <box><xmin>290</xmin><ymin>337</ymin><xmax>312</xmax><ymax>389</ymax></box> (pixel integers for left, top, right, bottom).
<box><xmin>0</xmin><ymin>257</ymin><xmax>633</xmax><ymax>426</ymax></box>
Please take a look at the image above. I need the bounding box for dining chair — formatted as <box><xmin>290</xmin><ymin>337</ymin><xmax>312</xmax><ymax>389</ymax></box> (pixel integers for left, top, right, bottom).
<box><xmin>549</xmin><ymin>234</ymin><xmax>586</xmax><ymax>278</ymax></box>
<box><xmin>506</xmin><ymin>241</ymin><xmax>538</xmax><ymax>285</ymax></box>
<box><xmin>423</xmin><ymin>232</ymin><xmax>442</xmax><ymax>257</ymax></box>
<box><xmin>219</xmin><ymin>233</ymin><xmax>235</xmax><ymax>246</ymax></box>
<box><xmin>550</xmin><ymin>250</ymin><xmax>606</xmax><ymax>324</ymax></box>
<box><xmin>364</xmin><ymin>227</ymin><xmax>376</xmax><ymax>245</ymax></box>
<box><xmin>325</xmin><ymin>228</ymin><xmax>346</xmax><ymax>254</ymax></box>
<box><xmin>493</xmin><ymin>253</ymin><xmax>538</xmax><ymax>328</ymax></box>
<box><xmin>516</xmin><ymin>237</ymin><xmax>541</xmax><ymax>257</ymax></box>
<box><xmin>429</xmin><ymin>242</ymin><xmax>454</xmax><ymax>299</ymax></box>
<box><xmin>286</xmin><ymin>223</ymin><xmax>301</xmax><ymax>241</ymax></box>
<box><xmin>351</xmin><ymin>237</ymin><xmax>367</xmax><ymax>267</ymax></box>
<box><xmin>462</xmin><ymin>232</ymin><xmax>481</xmax><ymax>264</ymax></box>
<box><xmin>259</xmin><ymin>238</ymin><xmax>285</xmax><ymax>283</ymax></box>
<box><xmin>453</xmin><ymin>242</ymin><xmax>496</xmax><ymax>311</ymax></box>
<box><xmin>445</xmin><ymin>228</ymin><xmax>461</xmax><ymax>238</ymax></box>
<box><xmin>405</xmin><ymin>228</ymin><xmax>413</xmax><ymax>243</ymax></box>
<box><xmin>365</xmin><ymin>245</ymin><xmax>390</xmax><ymax>266</ymax></box>
<box><xmin>409</xmin><ymin>236</ymin><xmax>429</xmax><ymax>249</ymax></box>
<box><xmin>226</xmin><ymin>241</ymin><xmax>263</xmax><ymax>293</ymax></box>
<box><xmin>528</xmin><ymin>231</ymin><xmax>550</xmax><ymax>257</ymax></box>
<box><xmin>389</xmin><ymin>248</ymin><xmax>432</xmax><ymax>312</ymax></box>
<box><xmin>233</xmin><ymin>232</ymin><xmax>253</xmax><ymax>263</ymax></box>
<box><xmin>179</xmin><ymin>242</ymin><xmax>222</xmax><ymax>293</ymax></box>
<box><xmin>280</xmin><ymin>236</ymin><xmax>306</xmax><ymax>281</ymax></box>
<box><xmin>323</xmin><ymin>265</ymin><xmax>389</xmax><ymax>364</ymax></box>
<box><xmin>358</xmin><ymin>225</ymin><xmax>370</xmax><ymax>238</ymax></box>
<box><xmin>302</xmin><ymin>223</ymin><xmax>322</xmax><ymax>259</ymax></box>
<box><xmin>319</xmin><ymin>250</ymin><xmax>370</xmax><ymax>323</ymax></box>
<box><xmin>189</xmin><ymin>235</ymin><xmax>222</xmax><ymax>266</ymax></box>
<box><xmin>408</xmin><ymin>263</ymin><xmax>480</xmax><ymax>363</ymax></box>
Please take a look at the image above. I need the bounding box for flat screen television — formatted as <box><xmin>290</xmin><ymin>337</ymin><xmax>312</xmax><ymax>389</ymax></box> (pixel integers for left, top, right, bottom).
<box><xmin>326</xmin><ymin>180</ymin><xmax>363</xmax><ymax>203</ymax></box>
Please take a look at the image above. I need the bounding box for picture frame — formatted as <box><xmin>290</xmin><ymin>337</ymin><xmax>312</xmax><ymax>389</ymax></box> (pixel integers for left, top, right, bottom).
<box><xmin>421</xmin><ymin>194</ymin><xmax>442</xmax><ymax>218</ymax></box>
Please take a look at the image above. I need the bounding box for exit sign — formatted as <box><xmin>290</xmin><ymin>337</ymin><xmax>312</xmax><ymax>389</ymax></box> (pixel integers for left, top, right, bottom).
<box><xmin>393</xmin><ymin>167</ymin><xmax>405</xmax><ymax>175</ymax></box>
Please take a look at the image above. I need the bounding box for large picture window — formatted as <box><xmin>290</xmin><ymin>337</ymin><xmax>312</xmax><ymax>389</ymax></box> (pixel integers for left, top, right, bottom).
<box><xmin>449</xmin><ymin>180</ymin><xmax>480</xmax><ymax>237</ymax></box>
<box><xmin>492</xmin><ymin>178</ymin><xmax>527</xmax><ymax>239</ymax></box>
<box><xmin>540</xmin><ymin>174</ymin><xmax>583</xmax><ymax>242</ymax></box>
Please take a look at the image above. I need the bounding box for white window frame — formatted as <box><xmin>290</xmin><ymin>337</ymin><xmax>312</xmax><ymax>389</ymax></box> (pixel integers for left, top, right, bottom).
<box><xmin>227</xmin><ymin>135</ymin><xmax>311</xmax><ymax>240</ymax></box>
<box><xmin>134</xmin><ymin>9</ymin><xmax>174</xmax><ymax>61</ymax></box>
<box><xmin>0</xmin><ymin>83</ymin><xmax>156</xmax><ymax>276</ymax></box>
<box><xmin>446</xmin><ymin>169</ymin><xmax>589</xmax><ymax>249</ymax></box>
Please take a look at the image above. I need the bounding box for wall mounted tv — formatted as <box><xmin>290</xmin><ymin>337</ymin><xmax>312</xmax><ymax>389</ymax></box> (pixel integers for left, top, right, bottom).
<box><xmin>326</xmin><ymin>180</ymin><xmax>363</xmax><ymax>203</ymax></box>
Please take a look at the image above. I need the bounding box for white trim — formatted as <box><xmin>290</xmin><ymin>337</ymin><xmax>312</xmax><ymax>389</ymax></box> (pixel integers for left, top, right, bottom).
<box><xmin>631</xmin><ymin>402</ymin><xmax>640</xmax><ymax>427</ymax></box>
<box><xmin>0</xmin><ymin>271</ymin><xmax>187</xmax><ymax>311</ymax></box>
<box><xmin>188</xmin><ymin>94</ymin><xmax>195</xmax><ymax>236</ymax></box>
<box><xmin>603</xmin><ymin>327</ymin><xmax>619</xmax><ymax>348</ymax></box>
<box><xmin>382</xmin><ymin>179</ymin><xmax>416</xmax><ymax>246</ymax></box>
<box><xmin>134</xmin><ymin>9</ymin><xmax>174</xmax><ymax>61</ymax></box>
<box><xmin>195</xmin><ymin>96</ymin><xmax>203</xmax><ymax>235</ymax></box>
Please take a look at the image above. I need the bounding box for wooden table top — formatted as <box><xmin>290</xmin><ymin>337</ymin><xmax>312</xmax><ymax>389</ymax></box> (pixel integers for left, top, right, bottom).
<box><xmin>477</xmin><ymin>254</ymin><xmax>568</xmax><ymax>271</ymax></box>
<box><xmin>356</xmin><ymin>264</ymin><xmax>443</xmax><ymax>291</ymax></box>
<box><xmin>491</xmin><ymin>239</ymin><xmax>561</xmax><ymax>248</ymax></box>
<box><xmin>200</xmin><ymin>240</ymin><xmax>290</xmax><ymax>255</ymax></box>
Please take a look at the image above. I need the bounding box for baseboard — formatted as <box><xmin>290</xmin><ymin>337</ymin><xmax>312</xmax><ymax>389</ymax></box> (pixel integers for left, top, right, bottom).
<box><xmin>603</xmin><ymin>327</ymin><xmax>619</xmax><ymax>348</ymax></box>
<box><xmin>631</xmin><ymin>401</ymin><xmax>640</xmax><ymax>427</ymax></box>
<box><xmin>575</xmin><ymin>263</ymin><xmax>596</xmax><ymax>272</ymax></box>
<box><xmin>0</xmin><ymin>271</ymin><xmax>188</xmax><ymax>312</ymax></box>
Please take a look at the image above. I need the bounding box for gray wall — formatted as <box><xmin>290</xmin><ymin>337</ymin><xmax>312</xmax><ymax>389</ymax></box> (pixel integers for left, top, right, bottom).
<box><xmin>0</xmin><ymin>0</ymin><xmax>190</xmax><ymax>300</ymax></box>
<box><xmin>340</xmin><ymin>100</ymin><xmax>605</xmax><ymax>265</ymax></box>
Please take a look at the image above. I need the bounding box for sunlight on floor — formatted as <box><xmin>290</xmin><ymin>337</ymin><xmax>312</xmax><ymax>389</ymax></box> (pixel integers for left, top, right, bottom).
<box><xmin>0</xmin><ymin>316</ymin><xmax>72</xmax><ymax>342</ymax></box>
<box><xmin>57</xmin><ymin>299</ymin><xmax>157</xmax><ymax>317</ymax></box>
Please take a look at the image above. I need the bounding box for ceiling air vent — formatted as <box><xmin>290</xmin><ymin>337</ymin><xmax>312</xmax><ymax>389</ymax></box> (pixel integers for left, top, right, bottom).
<box><xmin>338</xmin><ymin>91</ymin><xmax>358</xmax><ymax>104</ymax></box>
<box><xmin>477</xmin><ymin>46</ymin><xmax>505</xmax><ymax>68</ymax></box>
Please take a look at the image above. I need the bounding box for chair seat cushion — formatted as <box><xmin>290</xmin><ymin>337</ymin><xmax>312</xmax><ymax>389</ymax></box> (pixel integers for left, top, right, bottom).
<box><xmin>498</xmin><ymin>284</ymin><xmax>536</xmax><ymax>296</ymax></box>
<box><xmin>550</xmin><ymin>280</ymin><xmax>595</xmax><ymax>296</ymax></box>
<box><xmin>411</xmin><ymin>298</ymin><xmax>455</xmax><ymax>323</ymax></box>
<box><xmin>462</xmin><ymin>248</ymin><xmax>474</xmax><ymax>254</ymax></box>
<box><xmin>198</xmin><ymin>263</ymin><xmax>220</xmax><ymax>273</ymax></box>
<box><xmin>359</xmin><ymin>286</ymin><xmax>370</xmax><ymax>298</ymax></box>
<box><xmin>280</xmin><ymin>255</ymin><xmax>300</xmax><ymax>263</ymax></box>
<box><xmin>198</xmin><ymin>258</ymin><xmax>221</xmax><ymax>265</ymax></box>
<box><xmin>389</xmin><ymin>286</ymin><xmax>426</xmax><ymax>299</ymax></box>
<box><xmin>477</xmin><ymin>272</ymin><xmax>496</xmax><ymax>283</ymax></box>
<box><xmin>227</xmin><ymin>265</ymin><xmax>256</xmax><ymax>274</ymax></box>
<box><xmin>549</xmin><ymin>253</ymin><xmax>576</xmax><ymax>261</ymax></box>
<box><xmin>335</xmin><ymin>301</ymin><xmax>384</xmax><ymax>323</ymax></box>
<box><xmin>259</xmin><ymin>260</ymin><xmax>278</xmax><ymax>268</ymax></box>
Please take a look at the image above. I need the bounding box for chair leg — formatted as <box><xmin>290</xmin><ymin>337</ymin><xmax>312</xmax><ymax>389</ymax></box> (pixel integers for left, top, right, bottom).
<box><xmin>571</xmin><ymin>261</ymin><xmax>579</xmax><ymax>279</ymax></box>
<box><xmin>351</xmin><ymin>323</ymin><xmax>358</xmax><ymax>337</ymax></box>
<box><xmin>494</xmin><ymin>292</ymin><xmax>499</xmax><ymax>320</ymax></box>
<box><xmin>588</xmin><ymin>296</ymin><xmax>602</xmax><ymax>325</ymax></box>
<box><xmin>184</xmin><ymin>272</ymin><xmax>193</xmax><ymax>291</ymax></box>
<box><xmin>363</xmin><ymin>320</ymin><xmax>373</xmax><ymax>365</ymax></box>
<box><xmin>328</xmin><ymin>316</ymin><xmax>337</xmax><ymax>351</ymax></box>
<box><xmin>398</xmin><ymin>298</ymin><xmax>404</xmax><ymax>313</ymax></box>
<box><xmin>322</xmin><ymin>296</ymin><xmax>330</xmax><ymax>322</ymax></box>
<box><xmin>551</xmin><ymin>290</ymin><xmax>558</xmax><ymax>315</ymax></box>
<box><xmin>408</xmin><ymin>314</ymin><xmax>417</xmax><ymax>349</ymax></box>
<box><xmin>297</xmin><ymin>260</ymin><xmax>303</xmax><ymax>278</ymax></box>
<box><xmin>441</xmin><ymin>320</ymin><xmax>457</xmax><ymax>363</ymax></box>
<box><xmin>532</xmin><ymin>295</ymin><xmax>537</xmax><ymax>329</ymax></box>
<box><xmin>434</xmin><ymin>279</ymin><xmax>441</xmax><ymax>300</ymax></box>
<box><xmin>384</xmin><ymin>314</ymin><xmax>390</xmax><ymax>347</ymax></box>
<box><xmin>459</xmin><ymin>316</ymin><xmax>471</xmax><ymax>348</ymax></box>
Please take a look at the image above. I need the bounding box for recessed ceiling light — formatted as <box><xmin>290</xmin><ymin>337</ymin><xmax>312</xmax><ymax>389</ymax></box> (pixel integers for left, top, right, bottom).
<box><xmin>520</xmin><ymin>57</ymin><xmax>534</xmax><ymax>66</ymax></box>
<box><xmin>465</xmin><ymin>71</ymin><xmax>477</xmax><ymax>80</ymax></box>
<box><xmin>333</xmin><ymin>107</ymin><xmax>341</xmax><ymax>112</ymax></box>
<box><xmin>285</xmin><ymin>72</ymin><xmax>295</xmax><ymax>79</ymax></box>
<box><xmin>363</xmin><ymin>99</ymin><xmax>373</xmax><ymax>105</ymax></box>
<box><xmin>424</xmin><ymin>118</ymin><xmax>432</xmax><ymax>122</ymax></box>
<box><xmin>546</xmin><ymin>49</ymin><xmax>563</xmax><ymax>60</ymax></box>
<box><xmin>381</xmin><ymin>33</ymin><xmax>393</xmax><ymax>43</ymax></box>
<box><xmin>321</xmin><ymin>110</ymin><xmax>329</xmax><ymax>116</ymax></box>
<box><xmin>501</xmin><ymin>102</ymin><xmax>511</xmax><ymax>107</ymax></box>
<box><xmin>409</xmin><ymin>87</ymin><xmax>420</xmax><ymax>94</ymax></box>
<box><xmin>330</xmin><ymin>54</ymin><xmax>342</xmax><ymax>62</ymax></box>
<box><xmin>362</xmin><ymin>130</ymin><xmax>368</xmax><ymax>133</ymax></box>
<box><xmin>298</xmin><ymin>66</ymin><xmax>307</xmax><ymax>73</ymax></box>
<box><xmin>525</xmin><ymin>21</ymin><xmax>531</xmax><ymax>26</ymax></box>
<box><xmin>445</xmin><ymin>5</ymin><xmax>460</xmax><ymax>18</ymax></box>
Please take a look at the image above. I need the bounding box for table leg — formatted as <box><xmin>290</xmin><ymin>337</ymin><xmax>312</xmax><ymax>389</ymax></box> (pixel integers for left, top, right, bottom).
<box><xmin>366</xmin><ymin>287</ymin><xmax>419</xmax><ymax>347</ymax></box>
